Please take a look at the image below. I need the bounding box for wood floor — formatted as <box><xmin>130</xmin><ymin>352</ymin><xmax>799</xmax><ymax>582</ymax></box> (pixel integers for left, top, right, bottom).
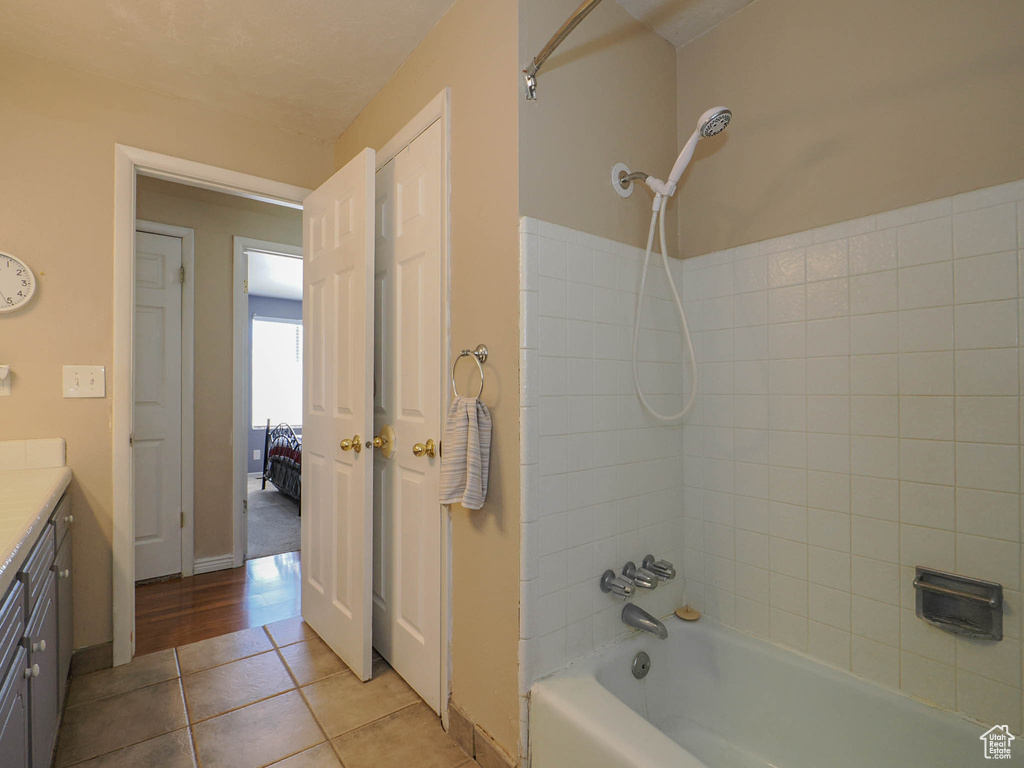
<box><xmin>135</xmin><ymin>551</ymin><xmax>301</xmax><ymax>656</ymax></box>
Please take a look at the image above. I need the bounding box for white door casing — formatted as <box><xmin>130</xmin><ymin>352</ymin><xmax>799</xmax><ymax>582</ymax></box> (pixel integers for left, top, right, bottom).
<box><xmin>301</xmin><ymin>148</ymin><xmax>376</xmax><ymax>681</ymax></box>
<box><xmin>133</xmin><ymin>231</ymin><xmax>183</xmax><ymax>581</ymax></box>
<box><xmin>372</xmin><ymin>119</ymin><xmax>444</xmax><ymax>711</ymax></box>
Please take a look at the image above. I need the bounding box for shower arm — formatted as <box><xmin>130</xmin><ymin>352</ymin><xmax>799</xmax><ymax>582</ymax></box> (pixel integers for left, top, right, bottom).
<box><xmin>523</xmin><ymin>0</ymin><xmax>606</xmax><ymax>100</ymax></box>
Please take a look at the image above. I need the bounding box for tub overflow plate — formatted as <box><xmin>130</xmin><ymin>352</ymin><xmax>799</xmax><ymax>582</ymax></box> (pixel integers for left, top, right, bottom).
<box><xmin>631</xmin><ymin>651</ymin><xmax>651</xmax><ymax>680</ymax></box>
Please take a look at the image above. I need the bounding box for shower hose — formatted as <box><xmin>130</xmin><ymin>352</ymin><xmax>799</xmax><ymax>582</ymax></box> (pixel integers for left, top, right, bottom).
<box><xmin>631</xmin><ymin>197</ymin><xmax>699</xmax><ymax>423</ymax></box>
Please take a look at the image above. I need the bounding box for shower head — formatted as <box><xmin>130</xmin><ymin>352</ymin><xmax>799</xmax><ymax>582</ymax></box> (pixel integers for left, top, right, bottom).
<box><xmin>700</xmin><ymin>107</ymin><xmax>732</xmax><ymax>138</ymax></box>
<box><xmin>664</xmin><ymin>105</ymin><xmax>733</xmax><ymax>189</ymax></box>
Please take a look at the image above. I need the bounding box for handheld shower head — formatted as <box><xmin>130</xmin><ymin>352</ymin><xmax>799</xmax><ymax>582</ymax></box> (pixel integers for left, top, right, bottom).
<box><xmin>641</xmin><ymin>104</ymin><xmax>732</xmax><ymax>210</ymax></box>
<box><xmin>700</xmin><ymin>107</ymin><xmax>732</xmax><ymax>137</ymax></box>
<box><xmin>665</xmin><ymin>105</ymin><xmax>732</xmax><ymax>188</ymax></box>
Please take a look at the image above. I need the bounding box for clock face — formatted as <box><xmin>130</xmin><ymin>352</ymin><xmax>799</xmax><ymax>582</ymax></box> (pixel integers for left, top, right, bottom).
<box><xmin>0</xmin><ymin>252</ymin><xmax>36</xmax><ymax>313</ymax></box>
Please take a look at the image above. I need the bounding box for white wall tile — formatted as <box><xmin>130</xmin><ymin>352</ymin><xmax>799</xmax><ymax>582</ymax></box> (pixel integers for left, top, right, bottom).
<box><xmin>954</xmin><ymin>251</ymin><xmax>1018</xmax><ymax>304</ymax></box>
<box><xmin>849</xmin><ymin>229</ymin><xmax>897</xmax><ymax>274</ymax></box>
<box><xmin>897</xmin><ymin>217</ymin><xmax>952</xmax><ymax>267</ymax></box>
<box><xmin>850</xmin><ymin>270</ymin><xmax>897</xmax><ymax>315</ymax></box>
<box><xmin>522</xmin><ymin>184</ymin><xmax>1024</xmax><ymax>737</ymax></box>
<box><xmin>954</xmin><ymin>203</ymin><xmax>1018</xmax><ymax>259</ymax></box>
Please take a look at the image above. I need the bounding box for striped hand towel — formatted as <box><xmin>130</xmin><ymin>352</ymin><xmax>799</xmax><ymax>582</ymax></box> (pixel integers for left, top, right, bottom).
<box><xmin>439</xmin><ymin>396</ymin><xmax>492</xmax><ymax>510</ymax></box>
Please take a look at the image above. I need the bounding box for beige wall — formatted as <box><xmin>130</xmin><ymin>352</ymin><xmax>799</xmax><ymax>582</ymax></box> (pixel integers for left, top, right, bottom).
<box><xmin>333</xmin><ymin>0</ymin><xmax>521</xmax><ymax>755</ymax></box>
<box><xmin>135</xmin><ymin>177</ymin><xmax>302</xmax><ymax>559</ymax></box>
<box><xmin>519</xmin><ymin>0</ymin><xmax>678</xmax><ymax>247</ymax></box>
<box><xmin>675</xmin><ymin>0</ymin><xmax>1024</xmax><ymax>258</ymax></box>
<box><xmin>0</xmin><ymin>48</ymin><xmax>333</xmax><ymax>649</ymax></box>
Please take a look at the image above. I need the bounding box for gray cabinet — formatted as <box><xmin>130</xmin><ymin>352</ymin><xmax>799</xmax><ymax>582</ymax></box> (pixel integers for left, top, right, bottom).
<box><xmin>0</xmin><ymin>491</ymin><xmax>73</xmax><ymax>768</ymax></box>
<box><xmin>0</xmin><ymin>647</ymin><xmax>29</xmax><ymax>768</ymax></box>
<box><xmin>27</xmin><ymin>575</ymin><xmax>58</xmax><ymax>768</ymax></box>
<box><xmin>54</xmin><ymin>535</ymin><xmax>72</xmax><ymax>709</ymax></box>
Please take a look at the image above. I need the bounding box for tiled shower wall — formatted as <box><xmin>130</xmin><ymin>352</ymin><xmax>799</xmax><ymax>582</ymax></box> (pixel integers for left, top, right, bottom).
<box><xmin>678</xmin><ymin>179</ymin><xmax>1024</xmax><ymax>733</ymax></box>
<box><xmin>517</xmin><ymin>217</ymin><xmax>690</xmax><ymax>745</ymax></box>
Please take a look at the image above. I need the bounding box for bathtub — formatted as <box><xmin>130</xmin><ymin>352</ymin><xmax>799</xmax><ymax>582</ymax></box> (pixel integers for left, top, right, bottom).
<box><xmin>530</xmin><ymin>617</ymin><xmax>994</xmax><ymax>767</ymax></box>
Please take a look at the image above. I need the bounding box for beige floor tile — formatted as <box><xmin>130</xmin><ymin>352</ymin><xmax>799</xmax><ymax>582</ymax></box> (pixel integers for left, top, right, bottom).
<box><xmin>279</xmin><ymin>636</ymin><xmax>349</xmax><ymax>686</ymax></box>
<box><xmin>266</xmin><ymin>742</ymin><xmax>343</xmax><ymax>767</ymax></box>
<box><xmin>67</xmin><ymin>649</ymin><xmax>179</xmax><ymax>707</ymax></box>
<box><xmin>265</xmin><ymin>616</ymin><xmax>317</xmax><ymax>647</ymax></box>
<box><xmin>183</xmin><ymin>650</ymin><xmax>295</xmax><ymax>722</ymax></box>
<box><xmin>191</xmin><ymin>691</ymin><xmax>324</xmax><ymax>768</ymax></box>
<box><xmin>69</xmin><ymin>728</ymin><xmax>196</xmax><ymax>768</ymax></box>
<box><xmin>177</xmin><ymin>626</ymin><xmax>273</xmax><ymax>675</ymax></box>
<box><xmin>302</xmin><ymin>664</ymin><xmax>419</xmax><ymax>738</ymax></box>
<box><xmin>331</xmin><ymin>703</ymin><xmax>473</xmax><ymax>768</ymax></box>
<box><xmin>55</xmin><ymin>679</ymin><xmax>188</xmax><ymax>767</ymax></box>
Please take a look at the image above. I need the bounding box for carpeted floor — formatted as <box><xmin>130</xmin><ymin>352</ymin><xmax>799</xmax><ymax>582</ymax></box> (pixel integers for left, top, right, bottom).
<box><xmin>247</xmin><ymin>474</ymin><xmax>301</xmax><ymax>560</ymax></box>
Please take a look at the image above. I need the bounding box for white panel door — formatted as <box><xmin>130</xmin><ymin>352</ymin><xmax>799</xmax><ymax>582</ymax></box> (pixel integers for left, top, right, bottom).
<box><xmin>134</xmin><ymin>231</ymin><xmax>183</xmax><ymax>581</ymax></box>
<box><xmin>302</xmin><ymin>148</ymin><xmax>376</xmax><ymax>681</ymax></box>
<box><xmin>372</xmin><ymin>120</ymin><xmax>444</xmax><ymax>711</ymax></box>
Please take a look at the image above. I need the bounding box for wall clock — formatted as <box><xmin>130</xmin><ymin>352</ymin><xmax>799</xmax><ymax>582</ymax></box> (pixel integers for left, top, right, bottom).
<box><xmin>0</xmin><ymin>251</ymin><xmax>36</xmax><ymax>313</ymax></box>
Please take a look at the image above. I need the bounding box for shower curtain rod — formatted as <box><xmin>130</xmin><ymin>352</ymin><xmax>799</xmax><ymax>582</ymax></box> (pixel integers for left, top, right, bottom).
<box><xmin>522</xmin><ymin>0</ymin><xmax>606</xmax><ymax>100</ymax></box>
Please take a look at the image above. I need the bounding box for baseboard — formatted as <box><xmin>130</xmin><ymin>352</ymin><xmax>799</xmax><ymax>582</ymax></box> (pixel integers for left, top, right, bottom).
<box><xmin>447</xmin><ymin>701</ymin><xmax>515</xmax><ymax>768</ymax></box>
<box><xmin>70</xmin><ymin>642</ymin><xmax>113</xmax><ymax>677</ymax></box>
<box><xmin>193</xmin><ymin>554</ymin><xmax>235</xmax><ymax>574</ymax></box>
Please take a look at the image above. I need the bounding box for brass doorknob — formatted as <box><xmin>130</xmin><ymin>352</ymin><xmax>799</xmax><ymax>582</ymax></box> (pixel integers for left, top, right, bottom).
<box><xmin>412</xmin><ymin>439</ymin><xmax>436</xmax><ymax>459</ymax></box>
<box><xmin>371</xmin><ymin>424</ymin><xmax>396</xmax><ymax>459</ymax></box>
<box><xmin>340</xmin><ymin>435</ymin><xmax>362</xmax><ymax>453</ymax></box>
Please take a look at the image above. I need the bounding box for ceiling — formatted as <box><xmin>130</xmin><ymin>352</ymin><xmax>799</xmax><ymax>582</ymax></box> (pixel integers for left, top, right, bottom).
<box><xmin>614</xmin><ymin>0</ymin><xmax>757</xmax><ymax>47</ymax></box>
<box><xmin>0</xmin><ymin>0</ymin><xmax>456</xmax><ymax>142</ymax></box>
<box><xmin>248</xmin><ymin>251</ymin><xmax>302</xmax><ymax>301</ymax></box>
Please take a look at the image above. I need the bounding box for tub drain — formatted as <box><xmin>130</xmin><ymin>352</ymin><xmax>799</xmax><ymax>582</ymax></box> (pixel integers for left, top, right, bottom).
<box><xmin>631</xmin><ymin>651</ymin><xmax>651</xmax><ymax>679</ymax></box>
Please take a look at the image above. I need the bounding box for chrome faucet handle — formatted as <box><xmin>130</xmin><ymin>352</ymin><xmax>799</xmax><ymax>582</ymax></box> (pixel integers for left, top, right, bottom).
<box><xmin>600</xmin><ymin>569</ymin><xmax>635</xmax><ymax>599</ymax></box>
<box><xmin>642</xmin><ymin>554</ymin><xmax>676</xmax><ymax>581</ymax></box>
<box><xmin>622</xmin><ymin>561</ymin><xmax>658</xmax><ymax>590</ymax></box>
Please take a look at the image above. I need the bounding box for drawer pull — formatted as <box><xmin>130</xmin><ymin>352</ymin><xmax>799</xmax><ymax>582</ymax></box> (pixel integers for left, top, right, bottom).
<box><xmin>64</xmin><ymin>515</ymin><xmax>74</xmax><ymax>524</ymax></box>
<box><xmin>59</xmin><ymin>569</ymin><xmax>70</xmax><ymax>579</ymax></box>
<box><xmin>32</xmin><ymin>640</ymin><xmax>46</xmax><ymax>653</ymax></box>
<box><xmin>24</xmin><ymin>664</ymin><xmax>39</xmax><ymax>679</ymax></box>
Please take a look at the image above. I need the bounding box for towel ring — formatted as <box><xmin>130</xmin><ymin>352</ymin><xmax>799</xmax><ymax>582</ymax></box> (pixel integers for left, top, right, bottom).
<box><xmin>452</xmin><ymin>344</ymin><xmax>488</xmax><ymax>399</ymax></box>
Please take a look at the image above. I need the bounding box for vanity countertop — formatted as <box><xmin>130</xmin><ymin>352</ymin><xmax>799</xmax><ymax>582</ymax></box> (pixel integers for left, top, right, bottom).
<box><xmin>0</xmin><ymin>466</ymin><xmax>73</xmax><ymax>597</ymax></box>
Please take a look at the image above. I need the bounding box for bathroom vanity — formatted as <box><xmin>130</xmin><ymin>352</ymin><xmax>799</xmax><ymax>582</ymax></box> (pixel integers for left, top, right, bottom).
<box><xmin>0</xmin><ymin>440</ymin><xmax>74</xmax><ymax>768</ymax></box>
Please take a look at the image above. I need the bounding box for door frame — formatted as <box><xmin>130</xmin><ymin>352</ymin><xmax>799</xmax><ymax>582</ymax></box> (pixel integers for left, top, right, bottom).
<box><xmin>134</xmin><ymin>219</ymin><xmax>196</xmax><ymax>582</ymax></box>
<box><xmin>231</xmin><ymin>237</ymin><xmax>304</xmax><ymax>568</ymax></box>
<box><xmin>113</xmin><ymin>144</ymin><xmax>310</xmax><ymax>666</ymax></box>
<box><xmin>374</xmin><ymin>88</ymin><xmax>453</xmax><ymax>722</ymax></box>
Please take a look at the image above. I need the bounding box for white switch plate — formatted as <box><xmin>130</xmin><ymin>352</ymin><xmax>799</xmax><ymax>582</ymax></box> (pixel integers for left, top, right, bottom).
<box><xmin>0</xmin><ymin>373</ymin><xmax>9</xmax><ymax>397</ymax></box>
<box><xmin>63</xmin><ymin>365</ymin><xmax>106</xmax><ymax>398</ymax></box>
<box><xmin>253</xmin><ymin>450</ymin><xmax>261</xmax><ymax>460</ymax></box>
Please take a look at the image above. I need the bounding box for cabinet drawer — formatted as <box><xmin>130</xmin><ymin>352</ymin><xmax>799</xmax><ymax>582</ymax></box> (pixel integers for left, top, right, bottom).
<box><xmin>49</xmin><ymin>494</ymin><xmax>72</xmax><ymax>551</ymax></box>
<box><xmin>0</xmin><ymin>583</ymin><xmax>25</xmax><ymax>682</ymax></box>
<box><xmin>17</xmin><ymin>529</ymin><xmax>54</xmax><ymax>616</ymax></box>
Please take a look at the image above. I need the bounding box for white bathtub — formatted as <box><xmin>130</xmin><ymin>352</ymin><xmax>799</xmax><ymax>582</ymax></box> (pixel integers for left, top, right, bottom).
<box><xmin>530</xmin><ymin>617</ymin><xmax>994</xmax><ymax>767</ymax></box>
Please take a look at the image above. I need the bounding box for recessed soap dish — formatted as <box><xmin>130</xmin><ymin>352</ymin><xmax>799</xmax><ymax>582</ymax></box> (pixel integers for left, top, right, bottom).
<box><xmin>913</xmin><ymin>566</ymin><xmax>1002</xmax><ymax>641</ymax></box>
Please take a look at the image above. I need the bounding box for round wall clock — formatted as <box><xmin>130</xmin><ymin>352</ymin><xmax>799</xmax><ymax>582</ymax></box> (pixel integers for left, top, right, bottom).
<box><xmin>0</xmin><ymin>251</ymin><xmax>37</xmax><ymax>313</ymax></box>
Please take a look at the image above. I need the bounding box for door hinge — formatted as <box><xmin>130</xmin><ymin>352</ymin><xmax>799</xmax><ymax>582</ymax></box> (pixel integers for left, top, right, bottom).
<box><xmin>180</xmin><ymin>511</ymin><xmax>185</xmax><ymax>528</ymax></box>
<box><xmin>243</xmin><ymin>279</ymin><xmax>248</xmax><ymax>295</ymax></box>
<box><xmin>243</xmin><ymin>500</ymin><xmax>248</xmax><ymax>515</ymax></box>
<box><xmin>179</xmin><ymin>265</ymin><xmax>185</xmax><ymax>284</ymax></box>
<box><xmin>128</xmin><ymin>433</ymin><xmax>134</xmax><ymax>447</ymax></box>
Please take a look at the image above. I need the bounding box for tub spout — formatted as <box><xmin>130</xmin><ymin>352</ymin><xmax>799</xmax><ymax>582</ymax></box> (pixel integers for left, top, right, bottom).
<box><xmin>622</xmin><ymin>603</ymin><xmax>668</xmax><ymax>639</ymax></box>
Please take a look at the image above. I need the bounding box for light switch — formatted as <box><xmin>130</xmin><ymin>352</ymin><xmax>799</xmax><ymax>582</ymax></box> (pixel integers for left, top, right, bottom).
<box><xmin>0</xmin><ymin>365</ymin><xmax>9</xmax><ymax>397</ymax></box>
<box><xmin>63</xmin><ymin>365</ymin><xmax>106</xmax><ymax>398</ymax></box>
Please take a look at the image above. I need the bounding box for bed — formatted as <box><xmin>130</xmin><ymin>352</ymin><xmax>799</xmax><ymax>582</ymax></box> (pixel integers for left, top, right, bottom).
<box><xmin>261</xmin><ymin>421</ymin><xmax>302</xmax><ymax>505</ymax></box>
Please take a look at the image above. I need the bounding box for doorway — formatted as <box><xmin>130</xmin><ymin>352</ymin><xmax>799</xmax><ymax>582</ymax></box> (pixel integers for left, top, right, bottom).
<box><xmin>232</xmin><ymin>240</ymin><xmax>304</xmax><ymax>564</ymax></box>
<box><xmin>113</xmin><ymin>88</ymin><xmax>452</xmax><ymax>718</ymax></box>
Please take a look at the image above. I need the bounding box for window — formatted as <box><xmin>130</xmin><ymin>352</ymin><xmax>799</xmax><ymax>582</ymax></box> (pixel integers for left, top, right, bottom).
<box><xmin>252</xmin><ymin>317</ymin><xmax>302</xmax><ymax>429</ymax></box>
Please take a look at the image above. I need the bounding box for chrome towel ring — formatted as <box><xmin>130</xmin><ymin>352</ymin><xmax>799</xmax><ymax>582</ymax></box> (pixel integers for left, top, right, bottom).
<box><xmin>451</xmin><ymin>344</ymin><xmax>488</xmax><ymax>399</ymax></box>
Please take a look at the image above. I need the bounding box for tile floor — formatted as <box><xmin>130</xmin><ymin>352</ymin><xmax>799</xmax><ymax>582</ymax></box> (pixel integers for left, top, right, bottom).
<box><xmin>56</xmin><ymin>616</ymin><xmax>478</xmax><ymax>768</ymax></box>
